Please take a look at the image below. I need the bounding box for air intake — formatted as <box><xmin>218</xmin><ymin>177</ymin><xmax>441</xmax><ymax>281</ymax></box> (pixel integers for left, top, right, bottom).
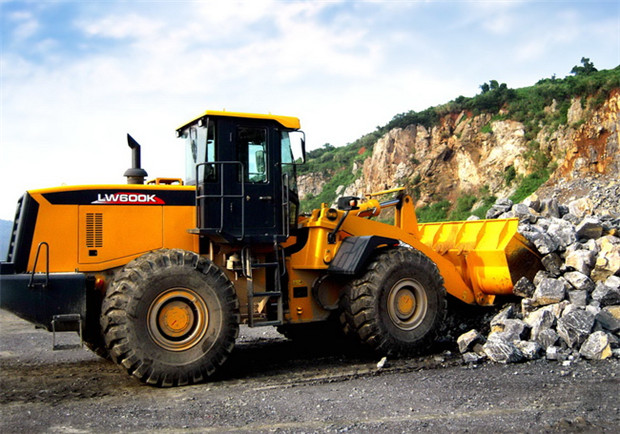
<box><xmin>86</xmin><ymin>213</ymin><xmax>103</xmax><ymax>248</ymax></box>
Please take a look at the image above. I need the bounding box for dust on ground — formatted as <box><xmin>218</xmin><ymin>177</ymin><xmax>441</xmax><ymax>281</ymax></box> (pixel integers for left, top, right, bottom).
<box><xmin>1</xmin><ymin>309</ymin><xmax>618</xmax><ymax>433</ymax></box>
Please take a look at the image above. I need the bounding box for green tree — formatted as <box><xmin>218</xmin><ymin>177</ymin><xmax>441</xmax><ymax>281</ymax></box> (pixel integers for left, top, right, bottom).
<box><xmin>571</xmin><ymin>57</ymin><xmax>597</xmax><ymax>76</ymax></box>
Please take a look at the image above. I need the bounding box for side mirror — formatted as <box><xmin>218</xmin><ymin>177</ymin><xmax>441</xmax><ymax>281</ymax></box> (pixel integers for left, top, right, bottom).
<box><xmin>290</xmin><ymin>131</ymin><xmax>306</xmax><ymax>164</ymax></box>
<box><xmin>299</xmin><ymin>136</ymin><xmax>306</xmax><ymax>164</ymax></box>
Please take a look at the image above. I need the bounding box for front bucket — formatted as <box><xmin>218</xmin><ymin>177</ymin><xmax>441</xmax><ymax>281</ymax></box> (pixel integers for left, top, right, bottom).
<box><xmin>418</xmin><ymin>218</ymin><xmax>541</xmax><ymax>297</ymax></box>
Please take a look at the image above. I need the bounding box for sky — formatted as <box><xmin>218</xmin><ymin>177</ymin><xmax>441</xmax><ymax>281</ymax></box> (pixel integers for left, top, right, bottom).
<box><xmin>0</xmin><ymin>0</ymin><xmax>618</xmax><ymax>220</ymax></box>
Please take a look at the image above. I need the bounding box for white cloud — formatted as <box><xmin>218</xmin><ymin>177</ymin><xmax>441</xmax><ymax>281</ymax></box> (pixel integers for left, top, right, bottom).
<box><xmin>0</xmin><ymin>0</ymin><xmax>618</xmax><ymax>220</ymax></box>
<box><xmin>7</xmin><ymin>10</ymin><xmax>39</xmax><ymax>40</ymax></box>
<box><xmin>78</xmin><ymin>13</ymin><xmax>164</xmax><ymax>39</ymax></box>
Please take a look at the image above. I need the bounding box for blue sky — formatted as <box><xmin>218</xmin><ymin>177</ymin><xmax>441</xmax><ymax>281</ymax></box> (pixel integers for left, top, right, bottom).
<box><xmin>1</xmin><ymin>0</ymin><xmax>618</xmax><ymax>220</ymax></box>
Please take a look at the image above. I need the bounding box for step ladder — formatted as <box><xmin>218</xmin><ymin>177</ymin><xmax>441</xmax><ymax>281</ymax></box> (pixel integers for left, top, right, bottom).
<box><xmin>243</xmin><ymin>239</ymin><xmax>284</xmax><ymax>327</ymax></box>
<box><xmin>51</xmin><ymin>314</ymin><xmax>83</xmax><ymax>350</ymax></box>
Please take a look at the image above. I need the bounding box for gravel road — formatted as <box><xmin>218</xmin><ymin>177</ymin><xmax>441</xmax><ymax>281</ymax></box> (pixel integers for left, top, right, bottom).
<box><xmin>1</xmin><ymin>309</ymin><xmax>618</xmax><ymax>433</ymax></box>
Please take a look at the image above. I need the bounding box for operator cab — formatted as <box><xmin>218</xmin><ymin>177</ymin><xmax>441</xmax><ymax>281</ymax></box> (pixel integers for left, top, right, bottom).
<box><xmin>177</xmin><ymin>111</ymin><xmax>305</xmax><ymax>244</ymax></box>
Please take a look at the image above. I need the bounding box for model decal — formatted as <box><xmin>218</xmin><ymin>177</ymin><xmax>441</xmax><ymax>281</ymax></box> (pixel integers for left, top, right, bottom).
<box><xmin>92</xmin><ymin>193</ymin><xmax>165</xmax><ymax>205</ymax></box>
<box><xmin>41</xmin><ymin>189</ymin><xmax>195</xmax><ymax>206</ymax></box>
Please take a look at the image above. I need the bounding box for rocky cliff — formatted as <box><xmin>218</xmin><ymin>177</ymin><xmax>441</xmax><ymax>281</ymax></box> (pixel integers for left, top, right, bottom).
<box><xmin>299</xmin><ymin>69</ymin><xmax>620</xmax><ymax>219</ymax></box>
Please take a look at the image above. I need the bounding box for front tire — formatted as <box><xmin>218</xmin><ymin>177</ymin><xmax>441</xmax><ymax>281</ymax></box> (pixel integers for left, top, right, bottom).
<box><xmin>101</xmin><ymin>249</ymin><xmax>239</xmax><ymax>387</ymax></box>
<box><xmin>340</xmin><ymin>248</ymin><xmax>446</xmax><ymax>355</ymax></box>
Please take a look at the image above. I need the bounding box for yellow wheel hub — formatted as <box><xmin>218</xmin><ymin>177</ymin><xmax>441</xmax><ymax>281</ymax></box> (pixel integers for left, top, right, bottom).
<box><xmin>147</xmin><ymin>288</ymin><xmax>209</xmax><ymax>351</ymax></box>
<box><xmin>158</xmin><ymin>301</ymin><xmax>194</xmax><ymax>337</ymax></box>
<box><xmin>396</xmin><ymin>291</ymin><xmax>415</xmax><ymax>318</ymax></box>
<box><xmin>387</xmin><ymin>278</ymin><xmax>428</xmax><ymax>331</ymax></box>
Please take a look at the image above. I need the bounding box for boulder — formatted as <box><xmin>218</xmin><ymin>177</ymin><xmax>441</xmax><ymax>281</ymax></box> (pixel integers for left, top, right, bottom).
<box><xmin>462</xmin><ymin>352</ymin><xmax>485</xmax><ymax>363</ymax></box>
<box><xmin>584</xmin><ymin>239</ymin><xmax>600</xmax><ymax>255</ymax></box>
<box><xmin>525</xmin><ymin>307</ymin><xmax>556</xmax><ymax>341</ymax></box>
<box><xmin>595</xmin><ymin>307</ymin><xmax>620</xmax><ymax>332</ymax></box>
<box><xmin>591</xmin><ymin>236</ymin><xmax>620</xmax><ymax>281</ymax></box>
<box><xmin>457</xmin><ymin>329</ymin><xmax>485</xmax><ymax>354</ymax></box>
<box><xmin>563</xmin><ymin>271</ymin><xmax>595</xmax><ymax>292</ymax></box>
<box><xmin>486</xmin><ymin>198</ymin><xmax>513</xmax><ymax>219</ymax></box>
<box><xmin>585</xmin><ymin>304</ymin><xmax>601</xmax><ymax>317</ymax></box>
<box><xmin>482</xmin><ymin>334</ymin><xmax>524</xmax><ymax>363</ymax></box>
<box><xmin>575</xmin><ymin>217</ymin><xmax>604</xmax><ymax>240</ymax></box>
<box><xmin>606</xmin><ymin>275</ymin><xmax>620</xmax><ymax>289</ymax></box>
<box><xmin>523</xmin><ymin>197</ymin><xmax>541</xmax><ymax>212</ymax></box>
<box><xmin>513</xmin><ymin>277</ymin><xmax>536</xmax><ymax>298</ymax></box>
<box><xmin>562</xmin><ymin>213</ymin><xmax>581</xmax><ymax>225</ymax></box>
<box><xmin>490</xmin><ymin>305</ymin><xmax>515</xmax><ymax>327</ymax></box>
<box><xmin>533</xmin><ymin>270</ymin><xmax>550</xmax><ymax>286</ymax></box>
<box><xmin>564</xmin><ymin>250</ymin><xmax>597</xmax><ymax>275</ymax></box>
<box><xmin>545</xmin><ymin>345</ymin><xmax>564</xmax><ymax>361</ymax></box>
<box><xmin>515</xmin><ymin>340</ymin><xmax>542</xmax><ymax>360</ymax></box>
<box><xmin>536</xmin><ymin>328</ymin><xmax>559</xmax><ymax>348</ymax></box>
<box><xmin>539</xmin><ymin>198</ymin><xmax>560</xmax><ymax>219</ymax></box>
<box><xmin>490</xmin><ymin>319</ymin><xmax>529</xmax><ymax>342</ymax></box>
<box><xmin>541</xmin><ymin>253</ymin><xmax>563</xmax><ymax>277</ymax></box>
<box><xmin>532</xmin><ymin>278</ymin><xmax>566</xmax><ymax>306</ymax></box>
<box><xmin>547</xmin><ymin>220</ymin><xmax>577</xmax><ymax>251</ymax></box>
<box><xmin>567</xmin><ymin>290</ymin><xmax>588</xmax><ymax>307</ymax></box>
<box><xmin>568</xmin><ymin>197</ymin><xmax>594</xmax><ymax>219</ymax></box>
<box><xmin>513</xmin><ymin>203</ymin><xmax>536</xmax><ymax>223</ymax></box>
<box><xmin>521</xmin><ymin>298</ymin><xmax>536</xmax><ymax>315</ymax></box>
<box><xmin>557</xmin><ymin>309</ymin><xmax>595</xmax><ymax>348</ymax></box>
<box><xmin>591</xmin><ymin>282</ymin><xmax>620</xmax><ymax>307</ymax></box>
<box><xmin>579</xmin><ymin>331</ymin><xmax>612</xmax><ymax>360</ymax></box>
<box><xmin>532</xmin><ymin>233</ymin><xmax>560</xmax><ymax>255</ymax></box>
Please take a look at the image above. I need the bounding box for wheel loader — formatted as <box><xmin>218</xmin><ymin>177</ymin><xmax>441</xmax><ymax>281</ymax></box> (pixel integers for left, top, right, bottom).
<box><xmin>0</xmin><ymin>110</ymin><xmax>541</xmax><ymax>386</ymax></box>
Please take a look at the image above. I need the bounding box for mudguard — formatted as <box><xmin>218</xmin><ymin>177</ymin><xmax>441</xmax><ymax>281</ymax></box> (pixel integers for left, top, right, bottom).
<box><xmin>328</xmin><ymin>235</ymin><xmax>399</xmax><ymax>275</ymax></box>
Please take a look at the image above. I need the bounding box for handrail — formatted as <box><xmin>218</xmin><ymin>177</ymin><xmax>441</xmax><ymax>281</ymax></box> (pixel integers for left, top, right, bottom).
<box><xmin>194</xmin><ymin>161</ymin><xmax>245</xmax><ymax>240</ymax></box>
<box><xmin>281</xmin><ymin>173</ymin><xmax>290</xmax><ymax>239</ymax></box>
<box><xmin>28</xmin><ymin>242</ymin><xmax>50</xmax><ymax>289</ymax></box>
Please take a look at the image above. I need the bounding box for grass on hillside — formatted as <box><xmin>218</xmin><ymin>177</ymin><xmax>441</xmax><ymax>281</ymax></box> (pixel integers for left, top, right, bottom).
<box><xmin>298</xmin><ymin>63</ymin><xmax>620</xmax><ymax>221</ymax></box>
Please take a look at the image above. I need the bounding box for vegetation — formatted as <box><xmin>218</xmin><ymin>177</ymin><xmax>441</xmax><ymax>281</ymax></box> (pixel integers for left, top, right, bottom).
<box><xmin>503</xmin><ymin>165</ymin><xmax>516</xmax><ymax>186</ymax></box>
<box><xmin>298</xmin><ymin>60</ymin><xmax>619</xmax><ymax>221</ymax></box>
<box><xmin>509</xmin><ymin>169</ymin><xmax>552</xmax><ymax>204</ymax></box>
<box><xmin>447</xmin><ymin>194</ymin><xmax>477</xmax><ymax>221</ymax></box>
<box><xmin>301</xmin><ymin>169</ymin><xmax>357</xmax><ymax>213</ymax></box>
<box><xmin>416</xmin><ymin>200</ymin><xmax>451</xmax><ymax>223</ymax></box>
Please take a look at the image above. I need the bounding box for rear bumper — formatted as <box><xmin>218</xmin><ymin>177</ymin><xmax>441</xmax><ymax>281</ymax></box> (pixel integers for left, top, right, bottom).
<box><xmin>0</xmin><ymin>264</ymin><xmax>86</xmax><ymax>331</ymax></box>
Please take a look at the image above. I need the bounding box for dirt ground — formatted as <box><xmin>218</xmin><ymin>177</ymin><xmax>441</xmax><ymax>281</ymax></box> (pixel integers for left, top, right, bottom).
<box><xmin>1</xmin><ymin>309</ymin><xmax>619</xmax><ymax>433</ymax></box>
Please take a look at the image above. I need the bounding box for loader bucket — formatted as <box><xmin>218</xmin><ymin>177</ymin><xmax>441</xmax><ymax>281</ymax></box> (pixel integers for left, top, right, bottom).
<box><xmin>418</xmin><ymin>218</ymin><xmax>541</xmax><ymax>298</ymax></box>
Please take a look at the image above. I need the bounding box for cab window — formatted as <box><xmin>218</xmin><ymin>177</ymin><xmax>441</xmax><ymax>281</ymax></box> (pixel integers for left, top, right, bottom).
<box><xmin>183</xmin><ymin>120</ymin><xmax>216</xmax><ymax>184</ymax></box>
<box><xmin>238</xmin><ymin>127</ymin><xmax>267</xmax><ymax>183</ymax></box>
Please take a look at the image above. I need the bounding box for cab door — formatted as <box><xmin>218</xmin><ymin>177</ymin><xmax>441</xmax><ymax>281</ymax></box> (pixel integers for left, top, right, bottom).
<box><xmin>233</xmin><ymin>123</ymin><xmax>279</xmax><ymax>241</ymax></box>
<box><xmin>198</xmin><ymin>118</ymin><xmax>285</xmax><ymax>244</ymax></box>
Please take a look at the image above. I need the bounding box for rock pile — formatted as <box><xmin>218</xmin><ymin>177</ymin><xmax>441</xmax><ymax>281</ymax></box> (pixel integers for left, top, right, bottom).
<box><xmin>457</xmin><ymin>197</ymin><xmax>620</xmax><ymax>364</ymax></box>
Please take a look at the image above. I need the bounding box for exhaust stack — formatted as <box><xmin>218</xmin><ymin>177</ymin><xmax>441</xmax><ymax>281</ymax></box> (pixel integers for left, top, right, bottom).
<box><xmin>124</xmin><ymin>134</ymin><xmax>148</xmax><ymax>184</ymax></box>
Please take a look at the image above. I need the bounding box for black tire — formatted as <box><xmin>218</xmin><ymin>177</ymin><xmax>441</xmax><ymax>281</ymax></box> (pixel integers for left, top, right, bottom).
<box><xmin>84</xmin><ymin>335</ymin><xmax>110</xmax><ymax>360</ymax></box>
<box><xmin>101</xmin><ymin>249</ymin><xmax>239</xmax><ymax>387</ymax></box>
<box><xmin>340</xmin><ymin>247</ymin><xmax>446</xmax><ymax>355</ymax></box>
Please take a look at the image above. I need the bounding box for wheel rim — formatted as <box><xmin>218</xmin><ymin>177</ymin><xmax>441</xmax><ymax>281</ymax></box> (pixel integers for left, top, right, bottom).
<box><xmin>147</xmin><ymin>288</ymin><xmax>209</xmax><ymax>351</ymax></box>
<box><xmin>387</xmin><ymin>278</ymin><xmax>428</xmax><ymax>331</ymax></box>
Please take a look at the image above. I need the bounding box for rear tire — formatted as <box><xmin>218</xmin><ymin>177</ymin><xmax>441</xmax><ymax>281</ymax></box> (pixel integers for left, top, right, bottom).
<box><xmin>340</xmin><ymin>247</ymin><xmax>446</xmax><ymax>355</ymax></box>
<box><xmin>101</xmin><ymin>249</ymin><xmax>239</xmax><ymax>386</ymax></box>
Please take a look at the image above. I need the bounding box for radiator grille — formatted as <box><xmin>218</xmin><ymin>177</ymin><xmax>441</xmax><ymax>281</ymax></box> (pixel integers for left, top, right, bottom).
<box><xmin>86</xmin><ymin>213</ymin><xmax>103</xmax><ymax>248</ymax></box>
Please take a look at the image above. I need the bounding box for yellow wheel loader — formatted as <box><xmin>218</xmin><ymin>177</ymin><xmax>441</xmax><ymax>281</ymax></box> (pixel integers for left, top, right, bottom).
<box><xmin>0</xmin><ymin>111</ymin><xmax>541</xmax><ymax>386</ymax></box>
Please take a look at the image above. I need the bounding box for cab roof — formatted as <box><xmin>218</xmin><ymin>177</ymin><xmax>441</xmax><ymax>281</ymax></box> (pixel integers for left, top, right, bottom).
<box><xmin>177</xmin><ymin>110</ymin><xmax>301</xmax><ymax>131</ymax></box>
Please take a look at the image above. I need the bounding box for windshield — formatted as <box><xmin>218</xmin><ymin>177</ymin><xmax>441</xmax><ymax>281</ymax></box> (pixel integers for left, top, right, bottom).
<box><xmin>182</xmin><ymin>119</ymin><xmax>216</xmax><ymax>185</ymax></box>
